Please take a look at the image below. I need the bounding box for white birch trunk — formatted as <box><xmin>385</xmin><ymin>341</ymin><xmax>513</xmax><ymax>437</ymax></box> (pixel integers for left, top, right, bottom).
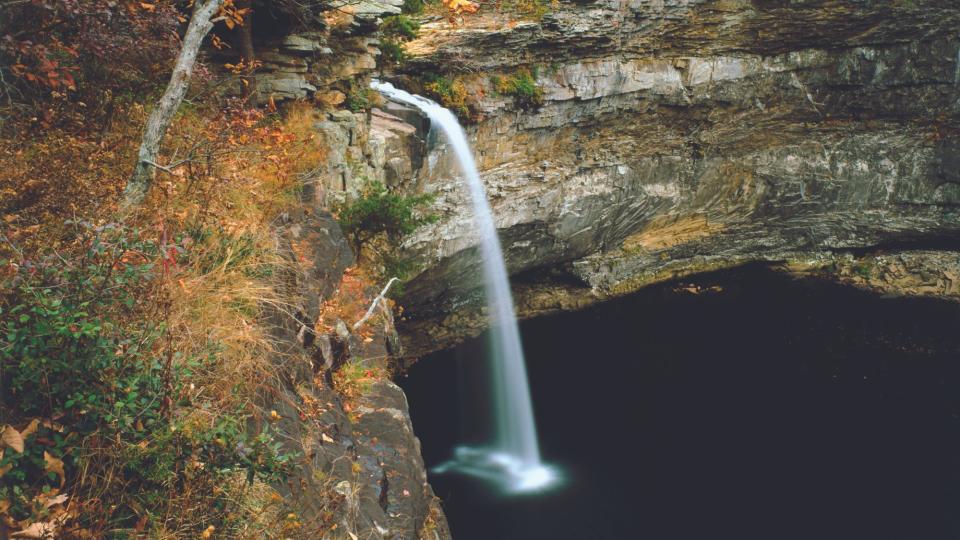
<box><xmin>123</xmin><ymin>0</ymin><xmax>223</xmax><ymax>208</ymax></box>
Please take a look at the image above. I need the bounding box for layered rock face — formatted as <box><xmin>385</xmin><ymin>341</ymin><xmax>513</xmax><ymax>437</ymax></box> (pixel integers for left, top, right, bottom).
<box><xmin>265</xmin><ymin>206</ymin><xmax>450</xmax><ymax>539</ymax></box>
<box><xmin>210</xmin><ymin>0</ymin><xmax>402</xmax><ymax>104</ymax></box>
<box><xmin>389</xmin><ymin>0</ymin><xmax>960</xmax><ymax>355</ymax></box>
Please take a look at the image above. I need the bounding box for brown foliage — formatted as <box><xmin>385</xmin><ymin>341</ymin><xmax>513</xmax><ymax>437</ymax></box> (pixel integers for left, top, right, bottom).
<box><xmin>0</xmin><ymin>92</ymin><xmax>336</xmax><ymax>536</ymax></box>
<box><xmin>0</xmin><ymin>0</ymin><xmax>182</xmax><ymax>134</ymax></box>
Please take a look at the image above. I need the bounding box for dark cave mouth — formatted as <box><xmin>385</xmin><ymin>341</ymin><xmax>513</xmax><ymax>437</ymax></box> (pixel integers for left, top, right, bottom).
<box><xmin>399</xmin><ymin>264</ymin><xmax>960</xmax><ymax>540</ymax></box>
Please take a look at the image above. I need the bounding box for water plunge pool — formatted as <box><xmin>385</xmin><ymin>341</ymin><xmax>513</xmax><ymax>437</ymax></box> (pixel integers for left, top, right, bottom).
<box><xmin>399</xmin><ymin>265</ymin><xmax>960</xmax><ymax>540</ymax></box>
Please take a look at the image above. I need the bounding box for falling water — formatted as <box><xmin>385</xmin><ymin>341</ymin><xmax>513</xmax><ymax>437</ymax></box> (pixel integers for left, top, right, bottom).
<box><xmin>371</xmin><ymin>81</ymin><xmax>559</xmax><ymax>494</ymax></box>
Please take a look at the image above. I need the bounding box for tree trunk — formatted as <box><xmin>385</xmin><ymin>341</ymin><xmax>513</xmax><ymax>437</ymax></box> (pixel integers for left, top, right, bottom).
<box><xmin>122</xmin><ymin>0</ymin><xmax>223</xmax><ymax>209</ymax></box>
<box><xmin>235</xmin><ymin>0</ymin><xmax>256</xmax><ymax>100</ymax></box>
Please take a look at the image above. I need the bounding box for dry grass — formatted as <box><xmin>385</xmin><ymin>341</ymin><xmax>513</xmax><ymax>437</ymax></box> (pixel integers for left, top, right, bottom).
<box><xmin>316</xmin><ymin>266</ymin><xmax>384</xmax><ymax>338</ymax></box>
<box><xmin>0</xmin><ymin>91</ymin><xmax>338</xmax><ymax>536</ymax></box>
<box><xmin>141</xmin><ymin>98</ymin><xmax>340</xmax><ymax>409</ymax></box>
<box><xmin>333</xmin><ymin>360</ymin><xmax>388</xmax><ymax>401</ymax></box>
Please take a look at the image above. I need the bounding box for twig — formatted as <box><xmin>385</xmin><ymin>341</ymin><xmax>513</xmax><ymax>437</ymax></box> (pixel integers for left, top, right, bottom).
<box><xmin>352</xmin><ymin>277</ymin><xmax>398</xmax><ymax>331</ymax></box>
<box><xmin>142</xmin><ymin>159</ymin><xmax>176</xmax><ymax>174</ymax></box>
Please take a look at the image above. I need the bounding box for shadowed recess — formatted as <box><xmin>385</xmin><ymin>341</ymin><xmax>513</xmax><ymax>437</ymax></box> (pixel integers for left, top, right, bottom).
<box><xmin>400</xmin><ymin>265</ymin><xmax>960</xmax><ymax>540</ymax></box>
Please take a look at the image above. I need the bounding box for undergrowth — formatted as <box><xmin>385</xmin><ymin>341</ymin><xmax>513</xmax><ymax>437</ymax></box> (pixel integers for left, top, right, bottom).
<box><xmin>378</xmin><ymin>14</ymin><xmax>421</xmax><ymax>66</ymax></box>
<box><xmin>497</xmin><ymin>0</ymin><xmax>555</xmax><ymax>19</ymax></box>
<box><xmin>402</xmin><ymin>0</ymin><xmax>427</xmax><ymax>14</ymax></box>
<box><xmin>0</xmin><ymin>75</ymin><xmax>331</xmax><ymax>537</ymax></box>
<box><xmin>345</xmin><ymin>79</ymin><xmax>380</xmax><ymax>112</ymax></box>
<box><xmin>423</xmin><ymin>74</ymin><xmax>477</xmax><ymax>121</ymax></box>
<box><xmin>0</xmin><ymin>222</ymin><xmax>296</xmax><ymax>537</ymax></box>
<box><xmin>333</xmin><ymin>361</ymin><xmax>389</xmax><ymax>400</ymax></box>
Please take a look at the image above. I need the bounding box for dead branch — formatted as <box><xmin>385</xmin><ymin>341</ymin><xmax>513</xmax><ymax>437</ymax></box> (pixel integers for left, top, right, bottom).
<box><xmin>352</xmin><ymin>277</ymin><xmax>399</xmax><ymax>331</ymax></box>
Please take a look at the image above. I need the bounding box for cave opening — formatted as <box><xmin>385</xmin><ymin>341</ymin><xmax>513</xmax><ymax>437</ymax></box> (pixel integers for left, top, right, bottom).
<box><xmin>398</xmin><ymin>264</ymin><xmax>960</xmax><ymax>540</ymax></box>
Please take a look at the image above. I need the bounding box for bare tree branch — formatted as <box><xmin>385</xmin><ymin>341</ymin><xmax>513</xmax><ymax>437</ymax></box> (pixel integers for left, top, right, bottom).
<box><xmin>353</xmin><ymin>277</ymin><xmax>399</xmax><ymax>331</ymax></box>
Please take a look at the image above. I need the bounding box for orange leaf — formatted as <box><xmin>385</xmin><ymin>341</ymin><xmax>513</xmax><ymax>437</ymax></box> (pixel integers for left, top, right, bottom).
<box><xmin>443</xmin><ymin>0</ymin><xmax>479</xmax><ymax>13</ymax></box>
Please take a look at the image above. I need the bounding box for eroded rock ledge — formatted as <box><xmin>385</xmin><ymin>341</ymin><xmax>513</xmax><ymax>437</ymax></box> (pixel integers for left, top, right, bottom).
<box><xmin>383</xmin><ymin>0</ymin><xmax>960</xmax><ymax>356</ymax></box>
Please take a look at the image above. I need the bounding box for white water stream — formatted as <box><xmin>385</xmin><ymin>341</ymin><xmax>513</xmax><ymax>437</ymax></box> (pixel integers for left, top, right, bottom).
<box><xmin>371</xmin><ymin>81</ymin><xmax>558</xmax><ymax>493</ymax></box>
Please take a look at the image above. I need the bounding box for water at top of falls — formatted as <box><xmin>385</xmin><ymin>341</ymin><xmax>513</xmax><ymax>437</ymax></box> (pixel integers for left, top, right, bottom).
<box><xmin>371</xmin><ymin>80</ymin><xmax>560</xmax><ymax>494</ymax></box>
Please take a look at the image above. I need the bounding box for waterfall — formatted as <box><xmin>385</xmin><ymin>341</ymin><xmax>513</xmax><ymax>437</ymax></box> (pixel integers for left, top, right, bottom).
<box><xmin>371</xmin><ymin>81</ymin><xmax>558</xmax><ymax>494</ymax></box>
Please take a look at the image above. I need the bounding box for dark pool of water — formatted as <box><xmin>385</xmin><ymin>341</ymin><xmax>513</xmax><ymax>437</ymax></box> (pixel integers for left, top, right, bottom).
<box><xmin>398</xmin><ymin>265</ymin><xmax>960</xmax><ymax>540</ymax></box>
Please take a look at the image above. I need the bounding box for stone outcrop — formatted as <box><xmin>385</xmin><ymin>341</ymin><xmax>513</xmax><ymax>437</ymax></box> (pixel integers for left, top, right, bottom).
<box><xmin>379</xmin><ymin>0</ymin><xmax>960</xmax><ymax>355</ymax></box>
<box><xmin>227</xmin><ymin>0</ymin><xmax>960</xmax><ymax>532</ymax></box>
<box><xmin>263</xmin><ymin>200</ymin><xmax>451</xmax><ymax>539</ymax></box>
<box><xmin>204</xmin><ymin>3</ymin><xmax>450</xmax><ymax>533</ymax></box>
<box><xmin>211</xmin><ymin>0</ymin><xmax>402</xmax><ymax>103</ymax></box>
<box><xmin>312</xmin><ymin>107</ymin><xmax>425</xmax><ymax>205</ymax></box>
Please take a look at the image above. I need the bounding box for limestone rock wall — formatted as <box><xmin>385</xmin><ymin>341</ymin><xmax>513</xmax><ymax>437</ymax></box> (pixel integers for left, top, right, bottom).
<box><xmin>228</xmin><ymin>0</ymin><xmax>960</xmax><ymax>530</ymax></box>
<box><xmin>311</xmin><ymin>107</ymin><xmax>423</xmax><ymax>205</ymax></box>
<box><xmin>384</xmin><ymin>0</ymin><xmax>960</xmax><ymax>355</ymax></box>
<box><xmin>210</xmin><ymin>0</ymin><xmax>400</xmax><ymax>103</ymax></box>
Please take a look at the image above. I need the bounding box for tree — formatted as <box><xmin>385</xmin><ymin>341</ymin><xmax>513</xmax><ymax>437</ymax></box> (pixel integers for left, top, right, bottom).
<box><xmin>233</xmin><ymin>0</ymin><xmax>257</xmax><ymax>99</ymax></box>
<box><xmin>123</xmin><ymin>0</ymin><xmax>225</xmax><ymax>209</ymax></box>
<box><xmin>336</xmin><ymin>180</ymin><xmax>437</xmax><ymax>260</ymax></box>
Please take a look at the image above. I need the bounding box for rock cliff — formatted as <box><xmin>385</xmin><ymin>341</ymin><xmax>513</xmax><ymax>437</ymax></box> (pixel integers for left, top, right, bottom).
<box><xmin>264</xmin><ymin>203</ymin><xmax>451</xmax><ymax>539</ymax></box>
<box><xmin>381</xmin><ymin>0</ymin><xmax>960</xmax><ymax>355</ymax></box>
<box><xmin>221</xmin><ymin>0</ymin><xmax>960</xmax><ymax>532</ymax></box>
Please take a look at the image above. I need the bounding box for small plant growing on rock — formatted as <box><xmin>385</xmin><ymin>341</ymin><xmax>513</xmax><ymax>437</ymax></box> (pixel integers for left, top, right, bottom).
<box><xmin>333</xmin><ymin>361</ymin><xmax>388</xmax><ymax>400</ymax></box>
<box><xmin>380</xmin><ymin>40</ymin><xmax>408</xmax><ymax>66</ymax></box>
<box><xmin>492</xmin><ymin>68</ymin><xmax>544</xmax><ymax>110</ymax></box>
<box><xmin>423</xmin><ymin>74</ymin><xmax>473</xmax><ymax>120</ymax></box>
<box><xmin>346</xmin><ymin>79</ymin><xmax>379</xmax><ymax>112</ymax></box>
<box><xmin>335</xmin><ymin>180</ymin><xmax>437</xmax><ymax>263</ymax></box>
<box><xmin>379</xmin><ymin>15</ymin><xmax>421</xmax><ymax>66</ymax></box>
<box><xmin>403</xmin><ymin>0</ymin><xmax>426</xmax><ymax>14</ymax></box>
<box><xmin>381</xmin><ymin>15</ymin><xmax>421</xmax><ymax>40</ymax></box>
<box><xmin>502</xmin><ymin>0</ymin><xmax>554</xmax><ymax>18</ymax></box>
<box><xmin>853</xmin><ymin>262</ymin><xmax>873</xmax><ymax>279</ymax></box>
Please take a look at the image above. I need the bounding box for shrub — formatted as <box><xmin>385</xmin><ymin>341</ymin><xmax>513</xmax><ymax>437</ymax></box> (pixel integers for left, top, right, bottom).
<box><xmin>492</xmin><ymin>69</ymin><xmax>544</xmax><ymax>110</ymax></box>
<box><xmin>0</xmin><ymin>222</ymin><xmax>295</xmax><ymax>535</ymax></box>
<box><xmin>335</xmin><ymin>180</ymin><xmax>437</xmax><ymax>271</ymax></box>
<box><xmin>424</xmin><ymin>74</ymin><xmax>473</xmax><ymax>120</ymax></box>
<box><xmin>1</xmin><ymin>222</ymin><xmax>161</xmax><ymax>421</ymax></box>
<box><xmin>403</xmin><ymin>0</ymin><xmax>426</xmax><ymax>14</ymax></box>
<box><xmin>381</xmin><ymin>15</ymin><xmax>422</xmax><ymax>40</ymax></box>
<box><xmin>0</xmin><ymin>0</ymin><xmax>181</xmax><ymax>134</ymax></box>
<box><xmin>346</xmin><ymin>79</ymin><xmax>378</xmax><ymax>112</ymax></box>
<box><xmin>380</xmin><ymin>40</ymin><xmax>408</xmax><ymax>66</ymax></box>
<box><xmin>379</xmin><ymin>16</ymin><xmax>421</xmax><ymax>67</ymax></box>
